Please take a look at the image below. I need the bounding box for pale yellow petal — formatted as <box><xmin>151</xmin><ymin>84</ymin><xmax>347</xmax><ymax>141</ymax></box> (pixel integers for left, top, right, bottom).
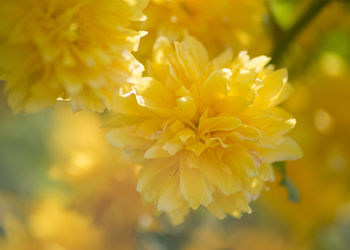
<box><xmin>106</xmin><ymin>128</ymin><xmax>147</xmax><ymax>149</ymax></box>
<box><xmin>200</xmin><ymin>151</ymin><xmax>242</xmax><ymax>195</ymax></box>
<box><xmin>145</xmin><ymin>144</ymin><xmax>171</xmax><ymax>158</ymax></box>
<box><xmin>259</xmin><ymin>137</ymin><xmax>302</xmax><ymax>163</ymax></box>
<box><xmin>180</xmin><ymin>162</ymin><xmax>212</xmax><ymax>209</ymax></box>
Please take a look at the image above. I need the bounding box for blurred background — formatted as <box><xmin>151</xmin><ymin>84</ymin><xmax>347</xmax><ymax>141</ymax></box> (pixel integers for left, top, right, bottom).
<box><xmin>0</xmin><ymin>0</ymin><xmax>350</xmax><ymax>249</ymax></box>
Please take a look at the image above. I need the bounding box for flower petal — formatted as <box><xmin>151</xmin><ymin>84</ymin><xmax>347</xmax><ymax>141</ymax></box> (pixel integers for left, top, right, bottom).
<box><xmin>180</xmin><ymin>161</ymin><xmax>212</xmax><ymax>209</ymax></box>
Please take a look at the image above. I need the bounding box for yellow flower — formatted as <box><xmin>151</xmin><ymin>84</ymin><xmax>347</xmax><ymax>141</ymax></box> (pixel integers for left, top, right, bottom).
<box><xmin>135</xmin><ymin>0</ymin><xmax>271</xmax><ymax>61</ymax></box>
<box><xmin>106</xmin><ymin>35</ymin><xmax>302</xmax><ymax>224</ymax></box>
<box><xmin>0</xmin><ymin>196</ymin><xmax>104</xmax><ymax>250</ymax></box>
<box><xmin>49</xmin><ymin>103</ymin><xmax>156</xmax><ymax>249</ymax></box>
<box><xmin>260</xmin><ymin>60</ymin><xmax>350</xmax><ymax>243</ymax></box>
<box><xmin>0</xmin><ymin>0</ymin><xmax>149</xmax><ymax>113</ymax></box>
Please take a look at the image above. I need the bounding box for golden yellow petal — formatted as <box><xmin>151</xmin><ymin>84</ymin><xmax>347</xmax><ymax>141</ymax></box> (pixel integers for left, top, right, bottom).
<box><xmin>200</xmin><ymin>68</ymin><xmax>232</xmax><ymax>104</ymax></box>
<box><xmin>176</xmin><ymin>96</ymin><xmax>197</xmax><ymax>120</ymax></box>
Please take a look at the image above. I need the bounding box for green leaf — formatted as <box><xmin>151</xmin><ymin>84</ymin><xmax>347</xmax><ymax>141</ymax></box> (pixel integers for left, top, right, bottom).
<box><xmin>272</xmin><ymin>161</ymin><xmax>300</xmax><ymax>203</ymax></box>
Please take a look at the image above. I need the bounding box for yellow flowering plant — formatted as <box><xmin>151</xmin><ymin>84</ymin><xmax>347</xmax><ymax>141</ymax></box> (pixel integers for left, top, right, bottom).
<box><xmin>106</xmin><ymin>35</ymin><xmax>302</xmax><ymax>224</ymax></box>
<box><xmin>6</xmin><ymin>0</ymin><xmax>350</xmax><ymax>247</ymax></box>
<box><xmin>0</xmin><ymin>0</ymin><xmax>149</xmax><ymax>113</ymax></box>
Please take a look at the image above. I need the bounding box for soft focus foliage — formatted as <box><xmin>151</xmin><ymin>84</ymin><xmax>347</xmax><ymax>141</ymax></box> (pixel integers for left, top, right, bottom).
<box><xmin>0</xmin><ymin>0</ymin><xmax>148</xmax><ymax>113</ymax></box>
<box><xmin>106</xmin><ymin>35</ymin><xmax>301</xmax><ymax>224</ymax></box>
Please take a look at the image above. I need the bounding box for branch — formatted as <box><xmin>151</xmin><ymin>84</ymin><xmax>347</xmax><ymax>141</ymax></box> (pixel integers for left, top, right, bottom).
<box><xmin>271</xmin><ymin>0</ymin><xmax>332</xmax><ymax>66</ymax></box>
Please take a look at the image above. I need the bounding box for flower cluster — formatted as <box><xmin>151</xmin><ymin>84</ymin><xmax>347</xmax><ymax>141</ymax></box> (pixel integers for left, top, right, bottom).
<box><xmin>136</xmin><ymin>0</ymin><xmax>271</xmax><ymax>60</ymax></box>
<box><xmin>0</xmin><ymin>0</ymin><xmax>302</xmax><ymax>226</ymax></box>
<box><xmin>106</xmin><ymin>35</ymin><xmax>301</xmax><ymax>224</ymax></box>
<box><xmin>0</xmin><ymin>0</ymin><xmax>148</xmax><ymax>113</ymax></box>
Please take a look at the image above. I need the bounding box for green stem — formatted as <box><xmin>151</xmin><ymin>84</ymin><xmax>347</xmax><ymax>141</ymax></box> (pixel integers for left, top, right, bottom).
<box><xmin>271</xmin><ymin>0</ymin><xmax>332</xmax><ymax>66</ymax></box>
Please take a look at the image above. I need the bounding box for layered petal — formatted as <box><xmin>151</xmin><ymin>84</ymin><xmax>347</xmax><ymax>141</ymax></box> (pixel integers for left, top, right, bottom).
<box><xmin>107</xmin><ymin>35</ymin><xmax>301</xmax><ymax>224</ymax></box>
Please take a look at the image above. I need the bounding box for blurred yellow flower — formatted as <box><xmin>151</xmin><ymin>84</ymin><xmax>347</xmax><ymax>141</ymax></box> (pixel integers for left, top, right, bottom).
<box><xmin>49</xmin><ymin>104</ymin><xmax>156</xmax><ymax>249</ymax></box>
<box><xmin>0</xmin><ymin>196</ymin><xmax>104</xmax><ymax>250</ymax></box>
<box><xmin>185</xmin><ymin>224</ymin><xmax>294</xmax><ymax>250</ymax></box>
<box><xmin>0</xmin><ymin>0</ymin><xmax>149</xmax><ymax>113</ymax></box>
<box><xmin>106</xmin><ymin>35</ymin><xmax>302</xmax><ymax>224</ymax></box>
<box><xmin>135</xmin><ymin>0</ymin><xmax>271</xmax><ymax>61</ymax></box>
<box><xmin>261</xmin><ymin>58</ymin><xmax>350</xmax><ymax>245</ymax></box>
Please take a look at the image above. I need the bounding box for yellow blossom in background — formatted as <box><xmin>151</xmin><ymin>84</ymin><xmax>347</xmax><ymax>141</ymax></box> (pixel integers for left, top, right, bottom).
<box><xmin>0</xmin><ymin>0</ymin><xmax>149</xmax><ymax>113</ymax></box>
<box><xmin>261</xmin><ymin>57</ymin><xmax>350</xmax><ymax>245</ymax></box>
<box><xmin>135</xmin><ymin>0</ymin><xmax>271</xmax><ymax>61</ymax></box>
<box><xmin>0</xmin><ymin>196</ymin><xmax>105</xmax><ymax>250</ymax></box>
<box><xmin>49</xmin><ymin>103</ymin><xmax>156</xmax><ymax>250</ymax></box>
<box><xmin>184</xmin><ymin>224</ymin><xmax>294</xmax><ymax>250</ymax></box>
<box><xmin>106</xmin><ymin>35</ymin><xmax>302</xmax><ymax>224</ymax></box>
